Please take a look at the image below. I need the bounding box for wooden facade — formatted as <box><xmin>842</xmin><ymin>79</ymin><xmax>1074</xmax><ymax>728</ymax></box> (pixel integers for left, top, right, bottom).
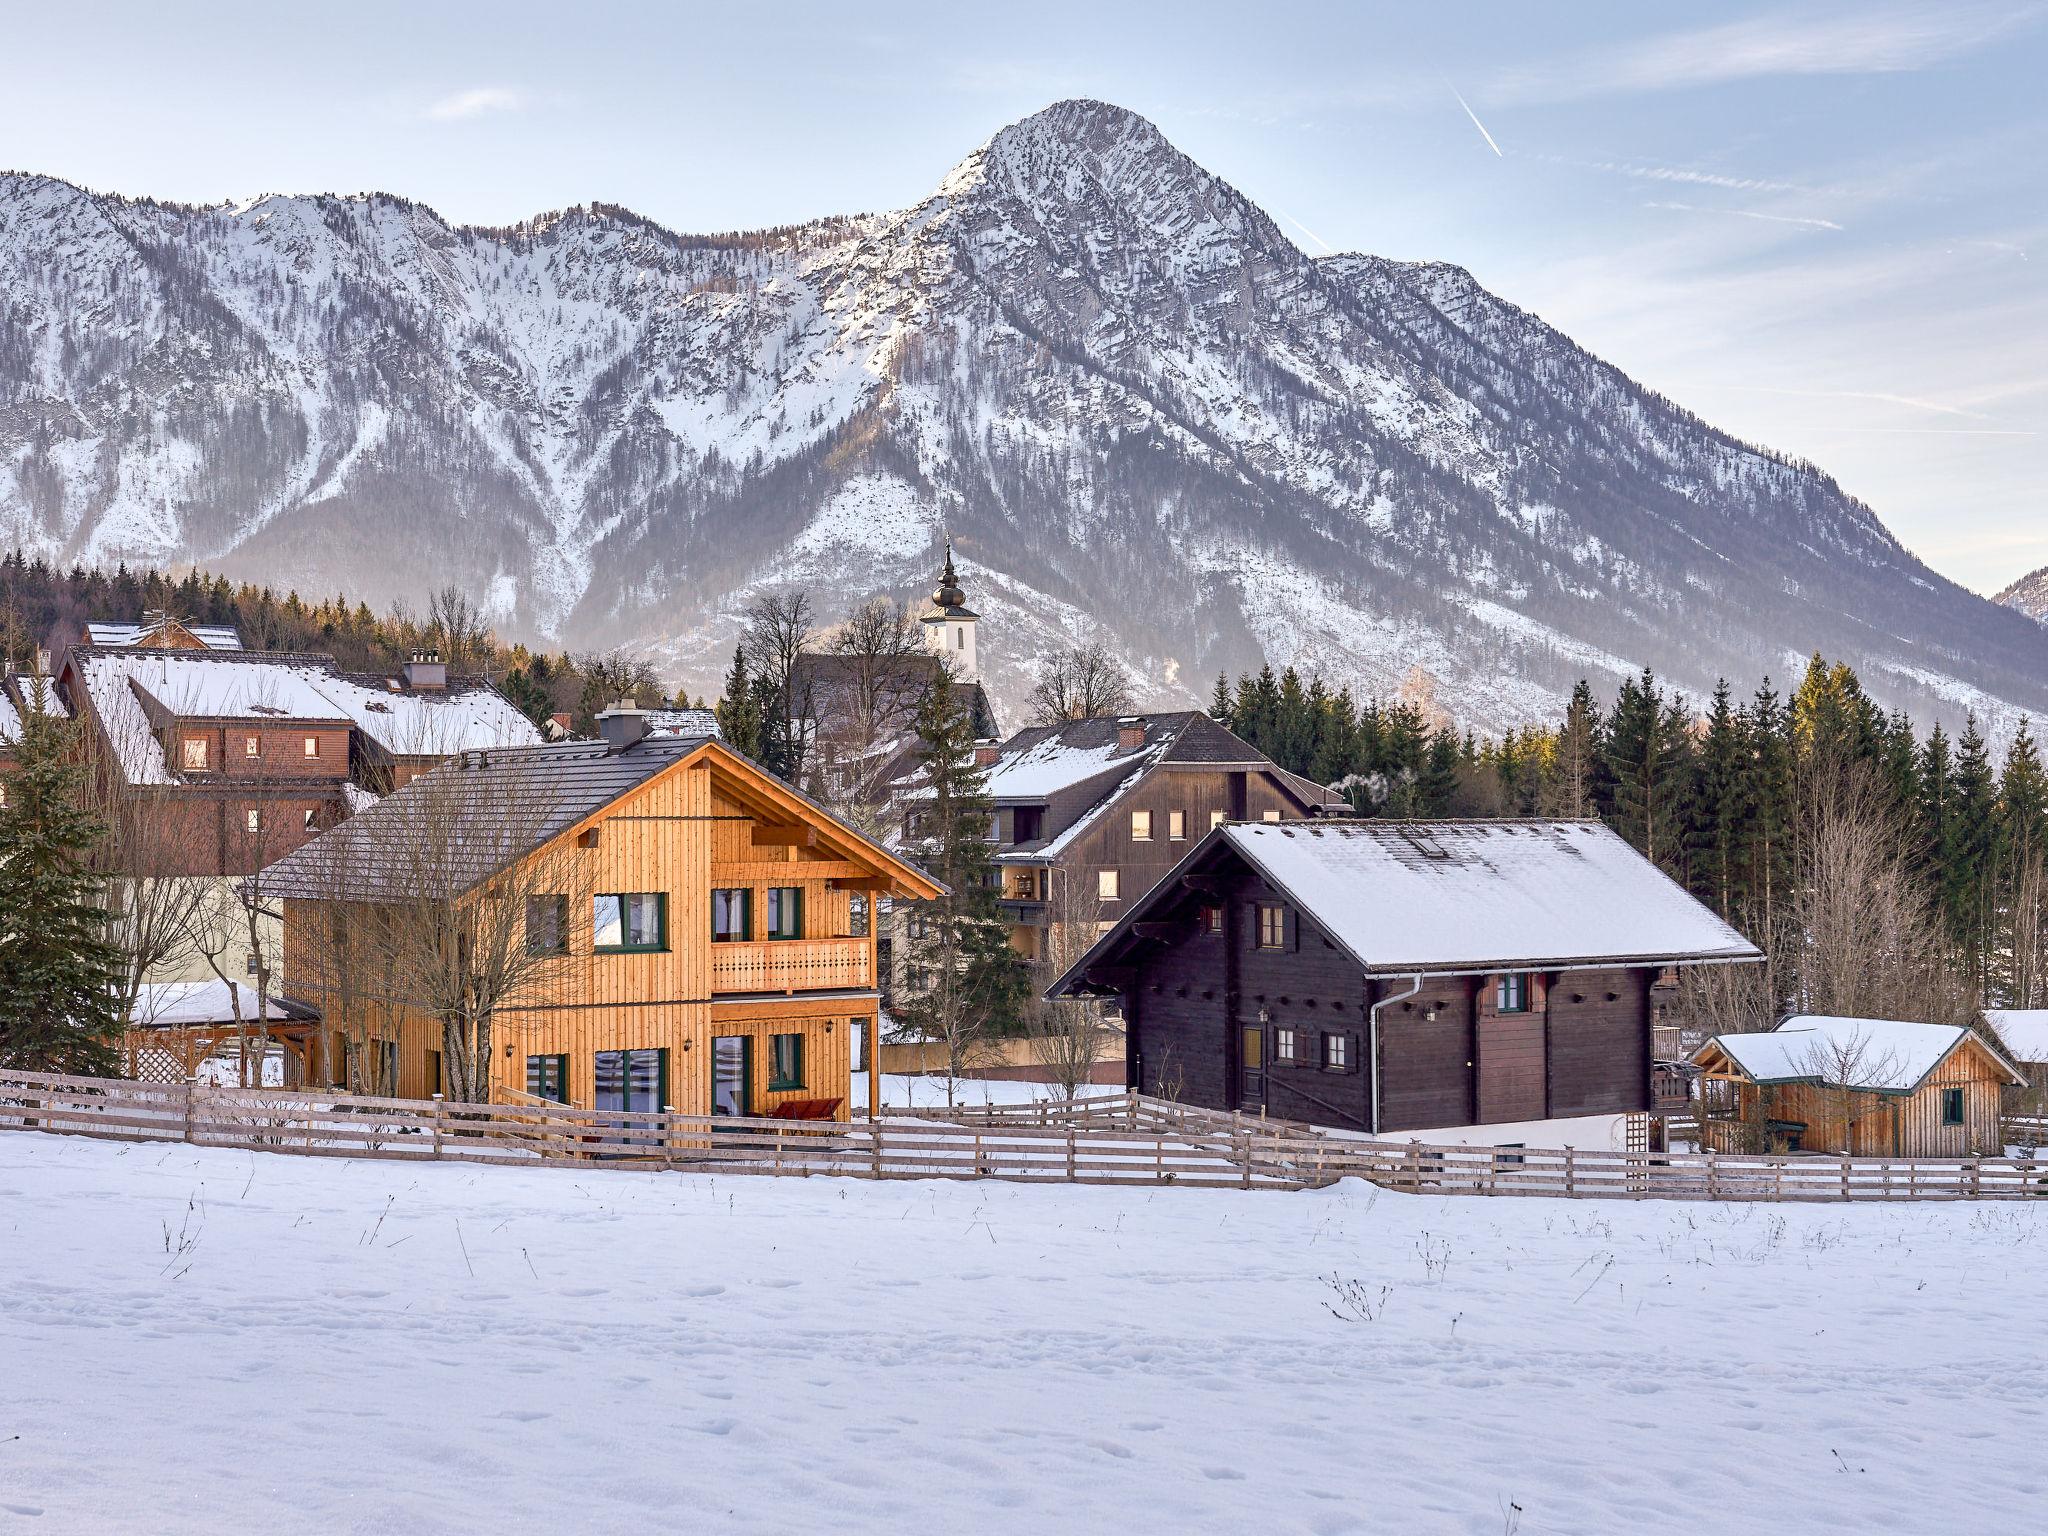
<box><xmin>279</xmin><ymin>737</ymin><xmax>940</xmax><ymax>1122</ymax></box>
<box><xmin>1694</xmin><ymin>1028</ymin><xmax>2018</xmax><ymax>1157</ymax></box>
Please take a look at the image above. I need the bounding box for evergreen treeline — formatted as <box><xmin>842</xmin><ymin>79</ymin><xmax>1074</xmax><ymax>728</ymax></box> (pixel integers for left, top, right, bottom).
<box><xmin>1212</xmin><ymin>656</ymin><xmax>2048</xmax><ymax>1011</ymax></box>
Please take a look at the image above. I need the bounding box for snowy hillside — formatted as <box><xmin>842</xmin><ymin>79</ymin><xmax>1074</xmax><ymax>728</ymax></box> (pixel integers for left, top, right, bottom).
<box><xmin>4</xmin><ymin>100</ymin><xmax>2047</xmax><ymax>732</ymax></box>
<box><xmin>4</xmin><ymin>1132</ymin><xmax>2044</xmax><ymax>1533</ymax></box>
<box><xmin>1997</xmin><ymin>563</ymin><xmax>2048</xmax><ymax>624</ymax></box>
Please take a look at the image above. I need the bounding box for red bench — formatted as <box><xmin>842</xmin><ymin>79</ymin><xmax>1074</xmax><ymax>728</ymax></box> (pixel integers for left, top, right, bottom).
<box><xmin>767</xmin><ymin>1096</ymin><xmax>843</xmax><ymax>1121</ymax></box>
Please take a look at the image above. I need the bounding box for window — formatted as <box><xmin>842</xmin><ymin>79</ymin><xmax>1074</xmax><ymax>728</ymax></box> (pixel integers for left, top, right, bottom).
<box><xmin>711</xmin><ymin>888</ymin><xmax>752</xmax><ymax>943</ymax></box>
<box><xmin>1202</xmin><ymin>905</ymin><xmax>1223</xmax><ymax>934</ymax></box>
<box><xmin>302</xmin><ymin>735</ymin><xmax>319</xmax><ymax>759</ymax></box>
<box><xmin>593</xmin><ymin>892</ymin><xmax>666</xmax><ymax>952</ymax></box>
<box><xmin>1261</xmin><ymin>810</ymin><xmax>1282</xmax><ymax>824</ymax></box>
<box><xmin>849</xmin><ymin>892</ymin><xmax>870</xmax><ymax>938</ymax></box>
<box><xmin>769</xmin><ymin>1033</ymin><xmax>805</xmax><ymax>1091</ymax></box>
<box><xmin>525</xmin><ymin>895</ymin><xmax>569</xmax><ymax>956</ymax></box>
<box><xmin>244</xmin><ymin>735</ymin><xmax>259</xmax><ymax>759</ymax></box>
<box><xmin>1168</xmin><ymin>810</ymin><xmax>1187</xmax><ymax>841</ymax></box>
<box><xmin>904</xmin><ymin>907</ymin><xmax>930</xmax><ymax>941</ymax></box>
<box><xmin>765</xmin><ymin>886</ymin><xmax>803</xmax><ymax>941</ymax></box>
<box><xmin>1941</xmin><ymin>1086</ymin><xmax>1965</xmax><ymax>1126</ymax></box>
<box><xmin>182</xmin><ymin>737</ymin><xmax>208</xmax><ymax>771</ymax></box>
<box><xmin>427</xmin><ymin>1049</ymin><xmax>444</xmax><ymax>1098</ymax></box>
<box><xmin>1496</xmin><ymin>973</ymin><xmax>1531</xmax><ymax>1013</ymax></box>
<box><xmin>526</xmin><ymin>1054</ymin><xmax>569</xmax><ymax>1104</ymax></box>
<box><xmin>1098</xmin><ymin>869</ymin><xmax>1120</xmax><ymax>901</ymax></box>
<box><xmin>302</xmin><ymin>808</ymin><xmax>316</xmax><ymax>831</ymax></box>
<box><xmin>1130</xmin><ymin>810</ymin><xmax>1153</xmax><ymax>842</ymax></box>
<box><xmin>1274</xmin><ymin>1027</ymin><xmax>1298</xmax><ymax>1064</ymax></box>
<box><xmin>1210</xmin><ymin>809</ymin><xmax>1227</xmax><ymax>830</ymax></box>
<box><xmin>1323</xmin><ymin>1032</ymin><xmax>1351</xmax><ymax>1071</ymax></box>
<box><xmin>1256</xmin><ymin>902</ymin><xmax>1287</xmax><ymax>949</ymax></box>
<box><xmin>244</xmin><ymin>808</ymin><xmax>261</xmax><ymax>834</ymax></box>
<box><xmin>1012</xmin><ymin>806</ymin><xmax>1043</xmax><ymax>842</ymax></box>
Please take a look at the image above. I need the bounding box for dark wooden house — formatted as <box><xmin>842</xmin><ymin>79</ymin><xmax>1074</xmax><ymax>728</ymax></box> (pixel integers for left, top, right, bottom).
<box><xmin>1049</xmin><ymin>819</ymin><xmax>1761</xmax><ymax>1135</ymax></box>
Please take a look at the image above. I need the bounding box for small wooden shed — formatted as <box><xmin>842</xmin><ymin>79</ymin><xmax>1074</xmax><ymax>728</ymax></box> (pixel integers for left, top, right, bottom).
<box><xmin>1693</xmin><ymin>1016</ymin><xmax>2022</xmax><ymax>1157</ymax></box>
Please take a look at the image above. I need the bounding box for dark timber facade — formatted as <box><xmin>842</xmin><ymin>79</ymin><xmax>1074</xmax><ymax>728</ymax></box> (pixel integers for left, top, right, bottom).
<box><xmin>1050</xmin><ymin>820</ymin><xmax>1761</xmax><ymax>1135</ymax></box>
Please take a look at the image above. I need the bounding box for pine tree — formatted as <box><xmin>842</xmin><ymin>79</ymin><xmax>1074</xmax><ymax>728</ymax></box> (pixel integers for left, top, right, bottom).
<box><xmin>714</xmin><ymin>646</ymin><xmax>764</xmax><ymax>760</ymax></box>
<box><xmin>0</xmin><ymin>704</ymin><xmax>123</xmax><ymax>1073</ymax></box>
<box><xmin>1604</xmin><ymin>668</ymin><xmax>1688</xmax><ymax>869</ymax></box>
<box><xmin>1208</xmin><ymin>671</ymin><xmax>1233</xmax><ymax>727</ymax></box>
<box><xmin>1692</xmin><ymin>680</ymin><xmax>1748</xmax><ymax>916</ymax></box>
<box><xmin>1948</xmin><ymin>714</ymin><xmax>1999</xmax><ymax>995</ymax></box>
<box><xmin>895</xmin><ymin>668</ymin><xmax>1029</xmax><ymax>1095</ymax></box>
<box><xmin>1545</xmin><ymin>680</ymin><xmax>1600</xmax><ymax>818</ymax></box>
<box><xmin>1417</xmin><ymin>728</ymin><xmax>1460</xmax><ymax>816</ymax></box>
<box><xmin>1745</xmin><ymin>678</ymin><xmax>1795</xmax><ymax>932</ymax></box>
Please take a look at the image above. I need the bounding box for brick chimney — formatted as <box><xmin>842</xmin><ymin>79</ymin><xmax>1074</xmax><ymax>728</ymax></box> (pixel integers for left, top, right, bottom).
<box><xmin>402</xmin><ymin>650</ymin><xmax>447</xmax><ymax>691</ymax></box>
<box><xmin>974</xmin><ymin>740</ymin><xmax>1001</xmax><ymax>767</ymax></box>
<box><xmin>1116</xmin><ymin>717</ymin><xmax>1146</xmax><ymax>752</ymax></box>
<box><xmin>597</xmin><ymin>701</ymin><xmax>650</xmax><ymax>753</ymax></box>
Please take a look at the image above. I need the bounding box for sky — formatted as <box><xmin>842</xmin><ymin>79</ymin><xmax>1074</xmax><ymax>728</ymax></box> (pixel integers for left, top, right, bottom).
<box><xmin>4</xmin><ymin>0</ymin><xmax>2043</xmax><ymax>595</ymax></box>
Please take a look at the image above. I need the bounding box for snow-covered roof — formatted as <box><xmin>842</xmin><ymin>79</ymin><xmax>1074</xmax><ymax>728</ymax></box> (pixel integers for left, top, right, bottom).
<box><xmin>1982</xmin><ymin>1010</ymin><xmax>2048</xmax><ymax>1065</ymax></box>
<box><xmin>645</xmin><ymin>707</ymin><xmax>722</xmax><ymax>740</ymax></box>
<box><xmin>985</xmin><ymin>736</ymin><xmax>1146</xmax><ymax>800</ymax></box>
<box><xmin>1219</xmin><ymin>820</ymin><xmax>1759</xmax><ymax>973</ymax></box>
<box><xmin>70</xmin><ymin>649</ymin><xmax>351</xmax><ymax>785</ymax></box>
<box><xmin>318</xmin><ymin>671</ymin><xmax>543</xmax><ymax>757</ymax></box>
<box><xmin>128</xmin><ymin>980</ymin><xmax>320</xmax><ymax>1028</ymax></box>
<box><xmin>1701</xmin><ymin>1016</ymin><xmax>2021</xmax><ymax>1093</ymax></box>
<box><xmin>86</xmin><ymin>621</ymin><xmax>243</xmax><ymax>650</ymax></box>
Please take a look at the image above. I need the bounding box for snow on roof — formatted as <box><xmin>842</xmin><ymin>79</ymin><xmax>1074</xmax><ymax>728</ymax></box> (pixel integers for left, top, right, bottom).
<box><xmin>1701</xmin><ymin>1016</ymin><xmax>2018</xmax><ymax>1093</ymax></box>
<box><xmin>645</xmin><ymin>707</ymin><xmax>722</xmax><ymax>740</ymax></box>
<box><xmin>128</xmin><ymin>980</ymin><xmax>319</xmax><ymax>1028</ymax></box>
<box><xmin>86</xmin><ymin>621</ymin><xmax>243</xmax><ymax>650</ymax></box>
<box><xmin>317</xmin><ymin>672</ymin><xmax>543</xmax><ymax>757</ymax></box>
<box><xmin>1982</xmin><ymin>1009</ymin><xmax>2048</xmax><ymax>1065</ymax></box>
<box><xmin>984</xmin><ymin>734</ymin><xmax>1157</xmax><ymax>800</ymax></box>
<box><xmin>1221</xmin><ymin>820</ymin><xmax>1760</xmax><ymax>972</ymax></box>
<box><xmin>72</xmin><ymin>650</ymin><xmax>351</xmax><ymax>785</ymax></box>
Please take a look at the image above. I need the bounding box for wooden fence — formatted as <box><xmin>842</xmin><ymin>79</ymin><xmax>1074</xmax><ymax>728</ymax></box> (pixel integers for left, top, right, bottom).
<box><xmin>7</xmin><ymin>1070</ymin><xmax>2048</xmax><ymax>1200</ymax></box>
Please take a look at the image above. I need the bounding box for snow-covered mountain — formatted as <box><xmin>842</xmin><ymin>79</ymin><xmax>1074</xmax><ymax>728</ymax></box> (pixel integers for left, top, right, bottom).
<box><xmin>4</xmin><ymin>99</ymin><xmax>2045</xmax><ymax>733</ymax></box>
<box><xmin>1996</xmin><ymin>566</ymin><xmax>2048</xmax><ymax>626</ymax></box>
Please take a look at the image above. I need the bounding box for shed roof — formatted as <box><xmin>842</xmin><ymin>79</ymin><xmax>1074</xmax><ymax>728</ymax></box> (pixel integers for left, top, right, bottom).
<box><xmin>1698</xmin><ymin>1016</ymin><xmax>2023</xmax><ymax>1094</ymax></box>
<box><xmin>128</xmin><ymin>980</ymin><xmax>320</xmax><ymax>1028</ymax></box>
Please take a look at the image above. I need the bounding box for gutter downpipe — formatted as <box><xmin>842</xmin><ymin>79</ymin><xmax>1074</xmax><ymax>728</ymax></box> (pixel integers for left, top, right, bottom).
<box><xmin>1368</xmin><ymin>974</ymin><xmax>1425</xmax><ymax>1136</ymax></box>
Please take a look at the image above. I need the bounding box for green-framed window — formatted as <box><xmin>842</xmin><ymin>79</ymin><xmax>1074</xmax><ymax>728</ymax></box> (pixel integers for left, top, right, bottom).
<box><xmin>1941</xmin><ymin>1086</ymin><xmax>1965</xmax><ymax>1126</ymax></box>
<box><xmin>525</xmin><ymin>894</ymin><xmax>568</xmax><ymax>956</ymax></box>
<box><xmin>1496</xmin><ymin>973</ymin><xmax>1531</xmax><ymax>1013</ymax></box>
<box><xmin>765</xmin><ymin>886</ymin><xmax>803</xmax><ymax>941</ymax></box>
<box><xmin>527</xmin><ymin>1053</ymin><xmax>570</xmax><ymax>1104</ymax></box>
<box><xmin>769</xmin><ymin>1032</ymin><xmax>805</xmax><ymax>1091</ymax></box>
<box><xmin>594</xmin><ymin>892</ymin><xmax>666</xmax><ymax>952</ymax></box>
<box><xmin>712</xmin><ymin>887</ymin><xmax>752</xmax><ymax>943</ymax></box>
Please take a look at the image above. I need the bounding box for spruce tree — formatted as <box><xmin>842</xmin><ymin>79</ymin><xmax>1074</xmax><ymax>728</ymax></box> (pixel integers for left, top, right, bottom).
<box><xmin>1544</xmin><ymin>681</ymin><xmax>1601</xmax><ymax>818</ymax></box>
<box><xmin>1604</xmin><ymin>668</ymin><xmax>1687</xmax><ymax>868</ymax></box>
<box><xmin>895</xmin><ymin>668</ymin><xmax>1029</xmax><ymax>1093</ymax></box>
<box><xmin>0</xmin><ymin>706</ymin><xmax>123</xmax><ymax>1074</ymax></box>
<box><xmin>1692</xmin><ymin>680</ymin><xmax>1748</xmax><ymax>916</ymax></box>
<box><xmin>1948</xmin><ymin>714</ymin><xmax>1999</xmax><ymax>995</ymax></box>
<box><xmin>1208</xmin><ymin>671</ymin><xmax>1233</xmax><ymax>726</ymax></box>
<box><xmin>714</xmin><ymin>646</ymin><xmax>764</xmax><ymax>759</ymax></box>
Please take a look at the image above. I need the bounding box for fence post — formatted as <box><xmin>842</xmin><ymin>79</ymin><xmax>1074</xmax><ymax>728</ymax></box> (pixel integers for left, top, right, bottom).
<box><xmin>431</xmin><ymin>1094</ymin><xmax>445</xmax><ymax>1160</ymax></box>
<box><xmin>1840</xmin><ymin>1155</ymin><xmax>1851</xmax><ymax>1202</ymax></box>
<box><xmin>870</xmin><ymin>1115</ymin><xmax>883</xmax><ymax>1181</ymax></box>
<box><xmin>1564</xmin><ymin>1146</ymin><xmax>1577</xmax><ymax>1198</ymax></box>
<box><xmin>182</xmin><ymin>1075</ymin><xmax>197</xmax><ymax>1144</ymax></box>
<box><xmin>1968</xmin><ymin>1157</ymin><xmax>1981</xmax><ymax>1200</ymax></box>
<box><xmin>1067</xmin><ymin>1123</ymin><xmax>1077</xmax><ymax>1182</ymax></box>
<box><xmin>1705</xmin><ymin>1147</ymin><xmax>1718</xmax><ymax>1201</ymax></box>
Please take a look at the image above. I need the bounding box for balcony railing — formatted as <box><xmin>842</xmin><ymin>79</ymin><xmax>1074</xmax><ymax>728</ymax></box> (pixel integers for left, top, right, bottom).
<box><xmin>710</xmin><ymin>938</ymin><xmax>872</xmax><ymax>995</ymax></box>
<box><xmin>997</xmin><ymin>898</ymin><xmax>1049</xmax><ymax>926</ymax></box>
<box><xmin>1651</xmin><ymin>1060</ymin><xmax>1696</xmax><ymax>1114</ymax></box>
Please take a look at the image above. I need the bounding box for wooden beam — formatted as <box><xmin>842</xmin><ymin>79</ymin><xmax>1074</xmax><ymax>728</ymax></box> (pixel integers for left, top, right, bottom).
<box><xmin>1180</xmin><ymin>874</ymin><xmax>1226</xmax><ymax>898</ymax></box>
<box><xmin>751</xmin><ymin>824</ymin><xmax>816</xmax><ymax>848</ymax></box>
<box><xmin>1132</xmin><ymin>921</ymin><xmax>1193</xmax><ymax>944</ymax></box>
<box><xmin>828</xmin><ymin>877</ymin><xmax>892</xmax><ymax>892</ymax></box>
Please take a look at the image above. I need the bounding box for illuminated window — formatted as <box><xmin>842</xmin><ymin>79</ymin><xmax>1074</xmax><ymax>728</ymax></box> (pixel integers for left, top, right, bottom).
<box><xmin>1168</xmin><ymin>810</ymin><xmax>1187</xmax><ymax>841</ymax></box>
<box><xmin>182</xmin><ymin>737</ymin><xmax>209</xmax><ymax>771</ymax></box>
<box><xmin>1098</xmin><ymin>869</ymin><xmax>1120</xmax><ymax>901</ymax></box>
<box><xmin>1130</xmin><ymin>810</ymin><xmax>1152</xmax><ymax>841</ymax></box>
<box><xmin>303</xmin><ymin>735</ymin><xmax>319</xmax><ymax>759</ymax></box>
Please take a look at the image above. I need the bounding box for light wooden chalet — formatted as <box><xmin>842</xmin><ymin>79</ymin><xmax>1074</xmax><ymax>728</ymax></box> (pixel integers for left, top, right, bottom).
<box><xmin>263</xmin><ymin>709</ymin><xmax>941</xmax><ymax>1120</ymax></box>
<box><xmin>1694</xmin><ymin>1016</ymin><xmax>2023</xmax><ymax>1157</ymax></box>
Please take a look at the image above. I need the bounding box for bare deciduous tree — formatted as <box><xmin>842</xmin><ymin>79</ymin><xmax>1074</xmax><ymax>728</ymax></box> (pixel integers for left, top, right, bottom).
<box><xmin>1025</xmin><ymin>871</ymin><xmax>1116</xmax><ymax>1101</ymax></box>
<box><xmin>1027</xmin><ymin>640</ymin><xmax>1134</xmax><ymax>726</ymax></box>
<box><xmin>745</xmin><ymin>589</ymin><xmax>817</xmax><ymax>783</ymax></box>
<box><xmin>818</xmin><ymin>596</ymin><xmax>925</xmax><ymax>833</ymax></box>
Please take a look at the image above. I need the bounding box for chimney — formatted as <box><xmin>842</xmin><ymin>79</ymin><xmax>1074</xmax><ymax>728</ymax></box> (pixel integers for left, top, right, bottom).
<box><xmin>597</xmin><ymin>701</ymin><xmax>650</xmax><ymax>754</ymax></box>
<box><xmin>974</xmin><ymin>740</ymin><xmax>1001</xmax><ymax>767</ymax></box>
<box><xmin>1116</xmin><ymin>717</ymin><xmax>1146</xmax><ymax>752</ymax></box>
<box><xmin>402</xmin><ymin>650</ymin><xmax>447</xmax><ymax>691</ymax></box>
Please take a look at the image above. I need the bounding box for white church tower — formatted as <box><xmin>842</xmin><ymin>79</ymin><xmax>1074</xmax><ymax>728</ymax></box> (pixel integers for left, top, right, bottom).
<box><xmin>920</xmin><ymin>543</ymin><xmax>979</xmax><ymax>683</ymax></box>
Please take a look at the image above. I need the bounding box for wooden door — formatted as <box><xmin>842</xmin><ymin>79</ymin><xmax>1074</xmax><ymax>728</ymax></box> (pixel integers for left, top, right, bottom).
<box><xmin>1477</xmin><ymin>1013</ymin><xmax>1545</xmax><ymax>1124</ymax></box>
<box><xmin>1239</xmin><ymin>1024</ymin><xmax>1266</xmax><ymax>1112</ymax></box>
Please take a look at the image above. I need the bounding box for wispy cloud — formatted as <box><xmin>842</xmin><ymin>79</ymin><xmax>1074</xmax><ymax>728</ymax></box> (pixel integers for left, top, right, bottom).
<box><xmin>1727</xmin><ymin>385</ymin><xmax>1991</xmax><ymax>419</ymax></box>
<box><xmin>1491</xmin><ymin>3</ymin><xmax>2039</xmax><ymax>103</ymax></box>
<box><xmin>1645</xmin><ymin>200</ymin><xmax>1844</xmax><ymax>232</ymax></box>
<box><xmin>1589</xmin><ymin>160</ymin><xmax>1804</xmax><ymax>195</ymax></box>
<box><xmin>425</xmin><ymin>87</ymin><xmax>525</xmax><ymax>122</ymax></box>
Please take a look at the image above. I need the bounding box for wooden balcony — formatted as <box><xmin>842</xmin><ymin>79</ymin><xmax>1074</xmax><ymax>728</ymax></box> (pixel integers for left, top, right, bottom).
<box><xmin>710</xmin><ymin>938</ymin><xmax>873</xmax><ymax>995</ymax></box>
<box><xmin>1651</xmin><ymin>1060</ymin><xmax>1696</xmax><ymax>1115</ymax></box>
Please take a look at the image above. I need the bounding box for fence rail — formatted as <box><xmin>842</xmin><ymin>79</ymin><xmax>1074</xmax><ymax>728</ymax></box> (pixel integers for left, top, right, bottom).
<box><xmin>6</xmin><ymin>1070</ymin><xmax>2048</xmax><ymax>1201</ymax></box>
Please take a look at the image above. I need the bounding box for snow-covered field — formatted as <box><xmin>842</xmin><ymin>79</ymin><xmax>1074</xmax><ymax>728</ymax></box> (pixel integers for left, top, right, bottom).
<box><xmin>3</xmin><ymin>1133</ymin><xmax>2042</xmax><ymax>1534</ymax></box>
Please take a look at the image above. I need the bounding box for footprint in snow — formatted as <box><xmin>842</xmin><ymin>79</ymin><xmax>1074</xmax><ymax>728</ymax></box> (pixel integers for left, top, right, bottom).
<box><xmin>694</xmin><ymin>1418</ymin><xmax>737</xmax><ymax>1437</ymax></box>
<box><xmin>495</xmin><ymin>1410</ymin><xmax>550</xmax><ymax>1423</ymax></box>
<box><xmin>1089</xmin><ymin>1441</ymin><xmax>1134</xmax><ymax>1460</ymax></box>
<box><xmin>683</xmin><ymin>1284</ymin><xmax>725</xmax><ymax>1298</ymax></box>
<box><xmin>3</xmin><ymin>1505</ymin><xmax>44</xmax><ymax>1517</ymax></box>
<box><xmin>1203</xmin><ymin>1468</ymin><xmax>1247</xmax><ymax>1482</ymax></box>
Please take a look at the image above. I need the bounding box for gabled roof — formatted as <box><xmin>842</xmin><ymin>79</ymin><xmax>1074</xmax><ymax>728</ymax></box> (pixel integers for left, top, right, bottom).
<box><xmin>1698</xmin><ymin>1016</ymin><xmax>2023</xmax><ymax>1094</ymax></box>
<box><xmin>1982</xmin><ymin>1009</ymin><xmax>2048</xmax><ymax>1065</ymax></box>
<box><xmin>87</xmin><ymin>619</ymin><xmax>243</xmax><ymax>650</ymax></box>
<box><xmin>1050</xmin><ymin>818</ymin><xmax>1760</xmax><ymax>994</ymax></box>
<box><xmin>319</xmin><ymin>670</ymin><xmax>543</xmax><ymax>758</ymax></box>
<box><xmin>260</xmin><ymin>732</ymin><xmax>944</xmax><ymax>904</ymax></box>
<box><xmin>986</xmin><ymin>712</ymin><xmax>1342</xmax><ymax>807</ymax></box>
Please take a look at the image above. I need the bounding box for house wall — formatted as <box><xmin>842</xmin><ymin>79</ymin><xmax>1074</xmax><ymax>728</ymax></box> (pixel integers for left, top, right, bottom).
<box><xmin>281</xmin><ymin>754</ymin><xmax>893</xmax><ymax>1118</ymax></box>
<box><xmin>1117</xmin><ymin>857</ymin><xmax>1663</xmax><ymax>1135</ymax></box>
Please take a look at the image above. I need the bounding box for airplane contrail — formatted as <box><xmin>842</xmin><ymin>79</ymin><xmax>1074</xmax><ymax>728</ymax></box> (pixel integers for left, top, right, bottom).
<box><xmin>1450</xmin><ymin>86</ymin><xmax>1503</xmax><ymax>158</ymax></box>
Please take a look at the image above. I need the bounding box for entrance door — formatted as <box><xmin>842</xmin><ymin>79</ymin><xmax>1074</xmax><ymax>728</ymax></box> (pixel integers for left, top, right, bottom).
<box><xmin>594</xmin><ymin>1048</ymin><xmax>668</xmax><ymax>1144</ymax></box>
<box><xmin>711</xmin><ymin>1036</ymin><xmax>753</xmax><ymax>1118</ymax></box>
<box><xmin>1239</xmin><ymin>1025</ymin><xmax>1266</xmax><ymax>1112</ymax></box>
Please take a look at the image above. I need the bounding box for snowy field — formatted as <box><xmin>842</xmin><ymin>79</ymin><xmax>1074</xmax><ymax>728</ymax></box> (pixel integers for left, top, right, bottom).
<box><xmin>3</xmin><ymin>1134</ymin><xmax>2044</xmax><ymax>1534</ymax></box>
